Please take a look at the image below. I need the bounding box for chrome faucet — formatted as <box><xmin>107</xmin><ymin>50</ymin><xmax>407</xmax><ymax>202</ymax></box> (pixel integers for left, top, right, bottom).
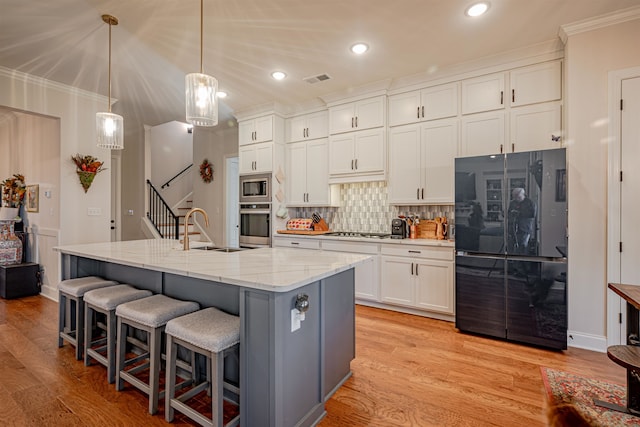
<box><xmin>183</xmin><ymin>207</ymin><xmax>210</xmax><ymax>250</ymax></box>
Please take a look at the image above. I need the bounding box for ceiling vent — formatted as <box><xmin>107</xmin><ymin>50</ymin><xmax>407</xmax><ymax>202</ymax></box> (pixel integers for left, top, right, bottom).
<box><xmin>303</xmin><ymin>73</ymin><xmax>331</xmax><ymax>84</ymax></box>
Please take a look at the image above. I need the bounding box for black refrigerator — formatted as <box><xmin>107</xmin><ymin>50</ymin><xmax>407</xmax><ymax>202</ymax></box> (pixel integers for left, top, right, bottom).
<box><xmin>454</xmin><ymin>148</ymin><xmax>567</xmax><ymax>350</ymax></box>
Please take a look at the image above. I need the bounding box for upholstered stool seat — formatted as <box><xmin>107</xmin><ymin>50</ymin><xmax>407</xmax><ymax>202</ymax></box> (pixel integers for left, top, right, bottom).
<box><xmin>165</xmin><ymin>307</ymin><xmax>240</xmax><ymax>427</ymax></box>
<box><xmin>83</xmin><ymin>284</ymin><xmax>152</xmax><ymax>383</ymax></box>
<box><xmin>115</xmin><ymin>294</ymin><xmax>199</xmax><ymax>415</ymax></box>
<box><xmin>58</xmin><ymin>276</ymin><xmax>118</xmax><ymax>360</ymax></box>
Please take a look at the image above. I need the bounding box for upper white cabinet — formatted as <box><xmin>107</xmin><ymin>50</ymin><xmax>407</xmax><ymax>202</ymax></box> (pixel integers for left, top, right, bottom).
<box><xmin>239</xmin><ymin>115</ymin><xmax>273</xmax><ymax>146</ymax></box>
<box><xmin>239</xmin><ymin>141</ymin><xmax>273</xmax><ymax>174</ymax></box>
<box><xmin>510</xmin><ymin>102</ymin><xmax>562</xmax><ymax>152</ymax></box>
<box><xmin>286</xmin><ymin>110</ymin><xmax>328</xmax><ymax>143</ymax></box>
<box><xmin>287</xmin><ymin>138</ymin><xmax>331</xmax><ymax>205</ymax></box>
<box><xmin>461</xmin><ymin>72</ymin><xmax>506</xmax><ymax>115</ymax></box>
<box><xmin>329</xmin><ymin>128</ymin><xmax>385</xmax><ymax>182</ymax></box>
<box><xmin>388</xmin><ymin>83</ymin><xmax>458</xmax><ymax>127</ymax></box>
<box><xmin>510</xmin><ymin>61</ymin><xmax>561</xmax><ymax>107</ymax></box>
<box><xmin>460</xmin><ymin>111</ymin><xmax>506</xmax><ymax>157</ymax></box>
<box><xmin>388</xmin><ymin>119</ymin><xmax>457</xmax><ymax>204</ymax></box>
<box><xmin>329</xmin><ymin>96</ymin><xmax>385</xmax><ymax>134</ymax></box>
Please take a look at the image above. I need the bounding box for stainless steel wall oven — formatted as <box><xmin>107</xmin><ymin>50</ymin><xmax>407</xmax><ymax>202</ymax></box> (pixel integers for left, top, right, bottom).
<box><xmin>239</xmin><ymin>203</ymin><xmax>271</xmax><ymax>248</ymax></box>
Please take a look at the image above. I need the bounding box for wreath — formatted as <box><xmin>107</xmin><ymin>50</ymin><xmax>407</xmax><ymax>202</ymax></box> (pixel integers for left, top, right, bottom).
<box><xmin>199</xmin><ymin>159</ymin><xmax>213</xmax><ymax>183</ymax></box>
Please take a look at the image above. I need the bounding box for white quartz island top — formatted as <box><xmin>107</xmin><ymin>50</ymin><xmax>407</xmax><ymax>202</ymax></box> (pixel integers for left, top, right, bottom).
<box><xmin>54</xmin><ymin>239</ymin><xmax>371</xmax><ymax>292</ymax></box>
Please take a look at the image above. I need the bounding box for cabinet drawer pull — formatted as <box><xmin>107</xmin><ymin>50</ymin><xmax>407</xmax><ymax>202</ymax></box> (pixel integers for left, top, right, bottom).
<box><xmin>351</xmin><ymin>159</ymin><xmax>354</xmax><ymax>170</ymax></box>
<box><xmin>291</xmin><ymin>242</ymin><xmax>300</xmax><ymax>245</ymax></box>
<box><xmin>408</xmin><ymin>250</ymin><xmax>421</xmax><ymax>254</ymax></box>
<box><xmin>351</xmin><ymin>117</ymin><xmax>354</xmax><ymax>128</ymax></box>
<box><xmin>355</xmin><ymin>116</ymin><xmax>358</xmax><ymax>127</ymax></box>
<box><xmin>512</xmin><ymin>143</ymin><xmax>515</xmax><ymax>153</ymax></box>
<box><xmin>421</xmin><ymin>188</ymin><xmax>424</xmax><ymax>199</ymax></box>
<box><xmin>512</xmin><ymin>89</ymin><xmax>515</xmax><ymax>103</ymax></box>
<box><xmin>355</xmin><ymin>159</ymin><xmax>358</xmax><ymax>170</ymax></box>
<box><xmin>417</xmin><ymin>188</ymin><xmax>420</xmax><ymax>199</ymax></box>
<box><xmin>500</xmin><ymin>91</ymin><xmax>503</xmax><ymax>105</ymax></box>
<box><xmin>416</xmin><ymin>264</ymin><xmax>419</xmax><ymax>276</ymax></box>
<box><xmin>421</xmin><ymin>106</ymin><xmax>424</xmax><ymax>118</ymax></box>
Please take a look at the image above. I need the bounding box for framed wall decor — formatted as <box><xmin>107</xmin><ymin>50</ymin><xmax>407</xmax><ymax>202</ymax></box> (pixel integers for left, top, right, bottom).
<box><xmin>26</xmin><ymin>184</ymin><xmax>39</xmax><ymax>212</ymax></box>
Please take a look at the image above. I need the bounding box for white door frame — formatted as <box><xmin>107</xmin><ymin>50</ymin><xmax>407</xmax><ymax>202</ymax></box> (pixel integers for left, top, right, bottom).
<box><xmin>607</xmin><ymin>65</ymin><xmax>640</xmax><ymax>346</ymax></box>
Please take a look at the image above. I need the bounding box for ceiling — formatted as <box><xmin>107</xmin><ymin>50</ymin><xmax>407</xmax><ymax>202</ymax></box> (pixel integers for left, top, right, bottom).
<box><xmin>2</xmin><ymin>0</ymin><xmax>639</xmax><ymax>131</ymax></box>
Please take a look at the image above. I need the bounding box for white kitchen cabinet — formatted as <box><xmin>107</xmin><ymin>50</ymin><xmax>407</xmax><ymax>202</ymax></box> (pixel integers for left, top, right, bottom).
<box><xmin>510</xmin><ymin>102</ymin><xmax>562</xmax><ymax>152</ymax></box>
<box><xmin>461</xmin><ymin>72</ymin><xmax>506</xmax><ymax>115</ymax></box>
<box><xmin>388</xmin><ymin>83</ymin><xmax>458</xmax><ymax>127</ymax></box>
<box><xmin>459</xmin><ymin>111</ymin><xmax>506</xmax><ymax>157</ymax></box>
<box><xmin>329</xmin><ymin>127</ymin><xmax>385</xmax><ymax>182</ymax></box>
<box><xmin>286</xmin><ymin>110</ymin><xmax>328</xmax><ymax>143</ymax></box>
<box><xmin>329</xmin><ymin>96</ymin><xmax>385</xmax><ymax>134</ymax></box>
<box><xmin>287</xmin><ymin>139</ymin><xmax>330</xmax><ymax>205</ymax></box>
<box><xmin>380</xmin><ymin>245</ymin><xmax>454</xmax><ymax>315</ymax></box>
<box><xmin>321</xmin><ymin>240</ymin><xmax>380</xmax><ymax>302</ymax></box>
<box><xmin>239</xmin><ymin>115</ymin><xmax>273</xmax><ymax>146</ymax></box>
<box><xmin>272</xmin><ymin>236</ymin><xmax>321</xmax><ymax>250</ymax></box>
<box><xmin>239</xmin><ymin>141</ymin><xmax>273</xmax><ymax>174</ymax></box>
<box><xmin>388</xmin><ymin>119</ymin><xmax>458</xmax><ymax>204</ymax></box>
<box><xmin>510</xmin><ymin>61</ymin><xmax>561</xmax><ymax>107</ymax></box>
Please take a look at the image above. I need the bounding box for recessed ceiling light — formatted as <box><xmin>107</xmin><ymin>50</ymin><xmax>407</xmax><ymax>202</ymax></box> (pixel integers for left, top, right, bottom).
<box><xmin>271</xmin><ymin>71</ymin><xmax>287</xmax><ymax>80</ymax></box>
<box><xmin>216</xmin><ymin>91</ymin><xmax>227</xmax><ymax>99</ymax></box>
<box><xmin>465</xmin><ymin>2</ymin><xmax>490</xmax><ymax>17</ymax></box>
<box><xmin>351</xmin><ymin>43</ymin><xmax>369</xmax><ymax>55</ymax></box>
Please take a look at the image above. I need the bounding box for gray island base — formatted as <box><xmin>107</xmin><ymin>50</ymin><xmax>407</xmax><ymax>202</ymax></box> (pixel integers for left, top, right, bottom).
<box><xmin>55</xmin><ymin>240</ymin><xmax>371</xmax><ymax>426</ymax></box>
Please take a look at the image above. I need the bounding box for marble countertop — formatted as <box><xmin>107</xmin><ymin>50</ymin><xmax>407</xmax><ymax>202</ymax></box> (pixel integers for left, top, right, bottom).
<box><xmin>54</xmin><ymin>239</ymin><xmax>371</xmax><ymax>293</ymax></box>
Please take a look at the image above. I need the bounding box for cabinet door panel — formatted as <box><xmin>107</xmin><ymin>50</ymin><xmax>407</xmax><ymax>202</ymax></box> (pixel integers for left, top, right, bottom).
<box><xmin>355</xmin><ymin>96</ymin><xmax>385</xmax><ymax>130</ymax></box>
<box><xmin>388</xmin><ymin>125</ymin><xmax>421</xmax><ymax>204</ymax></box>
<box><xmin>238</xmin><ymin>120</ymin><xmax>255</xmax><ymax>146</ymax></box>
<box><xmin>355</xmin><ymin>257</ymin><xmax>379</xmax><ymax>301</ymax></box>
<box><xmin>354</xmin><ymin>128</ymin><xmax>384</xmax><ymax>173</ymax></box>
<box><xmin>460</xmin><ymin>111</ymin><xmax>505</xmax><ymax>157</ymax></box>
<box><xmin>306</xmin><ymin>111</ymin><xmax>329</xmax><ymax>140</ymax></box>
<box><xmin>287</xmin><ymin>116</ymin><xmax>307</xmax><ymax>143</ymax></box>
<box><xmin>389</xmin><ymin>91</ymin><xmax>421</xmax><ymax>127</ymax></box>
<box><xmin>329</xmin><ymin>134</ymin><xmax>356</xmax><ymax>175</ymax></box>
<box><xmin>510</xmin><ymin>61</ymin><xmax>561</xmax><ymax>107</ymax></box>
<box><xmin>422</xmin><ymin>83</ymin><xmax>458</xmax><ymax>121</ymax></box>
<box><xmin>415</xmin><ymin>260</ymin><xmax>454</xmax><ymax>314</ymax></box>
<box><xmin>239</xmin><ymin>145</ymin><xmax>256</xmax><ymax>174</ymax></box>
<box><xmin>510</xmin><ymin>102</ymin><xmax>562</xmax><ymax>152</ymax></box>
<box><xmin>462</xmin><ymin>73</ymin><xmax>505</xmax><ymax>115</ymax></box>
<box><xmin>305</xmin><ymin>139</ymin><xmax>329</xmax><ymax>204</ymax></box>
<box><xmin>254</xmin><ymin>115</ymin><xmax>273</xmax><ymax>143</ymax></box>
<box><xmin>329</xmin><ymin>103</ymin><xmax>355</xmax><ymax>134</ymax></box>
<box><xmin>287</xmin><ymin>142</ymin><xmax>307</xmax><ymax>204</ymax></box>
<box><xmin>381</xmin><ymin>257</ymin><xmax>413</xmax><ymax>306</ymax></box>
<box><xmin>422</xmin><ymin>119</ymin><xmax>457</xmax><ymax>203</ymax></box>
<box><xmin>255</xmin><ymin>142</ymin><xmax>273</xmax><ymax>173</ymax></box>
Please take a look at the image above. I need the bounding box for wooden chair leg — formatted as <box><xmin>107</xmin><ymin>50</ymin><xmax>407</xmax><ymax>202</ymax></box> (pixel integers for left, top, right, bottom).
<box><xmin>107</xmin><ymin>310</ymin><xmax>117</xmax><ymax>384</ymax></box>
<box><xmin>212</xmin><ymin>351</ymin><xmax>223</xmax><ymax>427</ymax></box>
<box><xmin>58</xmin><ymin>293</ymin><xmax>65</xmax><ymax>347</ymax></box>
<box><xmin>165</xmin><ymin>334</ymin><xmax>177</xmax><ymax>422</ymax></box>
<box><xmin>149</xmin><ymin>326</ymin><xmax>162</xmax><ymax>415</ymax></box>
<box><xmin>115</xmin><ymin>317</ymin><xmax>127</xmax><ymax>391</ymax></box>
<box><xmin>84</xmin><ymin>304</ymin><xmax>93</xmax><ymax>366</ymax></box>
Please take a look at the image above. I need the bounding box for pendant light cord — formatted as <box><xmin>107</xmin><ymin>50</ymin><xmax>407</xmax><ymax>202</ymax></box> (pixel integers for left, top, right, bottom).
<box><xmin>108</xmin><ymin>19</ymin><xmax>112</xmax><ymax>113</ymax></box>
<box><xmin>200</xmin><ymin>0</ymin><xmax>204</xmax><ymax>74</ymax></box>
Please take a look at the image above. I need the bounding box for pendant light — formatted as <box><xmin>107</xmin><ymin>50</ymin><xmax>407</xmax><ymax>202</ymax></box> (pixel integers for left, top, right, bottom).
<box><xmin>185</xmin><ymin>0</ymin><xmax>218</xmax><ymax>127</ymax></box>
<box><xmin>96</xmin><ymin>14</ymin><xmax>124</xmax><ymax>149</ymax></box>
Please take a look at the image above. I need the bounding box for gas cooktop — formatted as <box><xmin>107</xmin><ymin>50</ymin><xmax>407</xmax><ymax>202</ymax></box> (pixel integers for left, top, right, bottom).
<box><xmin>325</xmin><ymin>231</ymin><xmax>391</xmax><ymax>239</ymax></box>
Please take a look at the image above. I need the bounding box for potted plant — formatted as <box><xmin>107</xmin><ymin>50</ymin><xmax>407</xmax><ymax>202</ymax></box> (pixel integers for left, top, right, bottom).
<box><xmin>0</xmin><ymin>173</ymin><xmax>26</xmax><ymax>220</ymax></box>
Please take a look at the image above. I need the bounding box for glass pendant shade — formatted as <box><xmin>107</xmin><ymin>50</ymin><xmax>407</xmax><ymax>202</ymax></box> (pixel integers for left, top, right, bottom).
<box><xmin>185</xmin><ymin>72</ymin><xmax>218</xmax><ymax>127</ymax></box>
<box><xmin>96</xmin><ymin>112</ymin><xmax>124</xmax><ymax>149</ymax></box>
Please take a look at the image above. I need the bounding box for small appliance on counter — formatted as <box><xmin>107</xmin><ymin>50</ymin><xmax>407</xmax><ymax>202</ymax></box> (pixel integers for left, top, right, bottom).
<box><xmin>391</xmin><ymin>218</ymin><xmax>408</xmax><ymax>239</ymax></box>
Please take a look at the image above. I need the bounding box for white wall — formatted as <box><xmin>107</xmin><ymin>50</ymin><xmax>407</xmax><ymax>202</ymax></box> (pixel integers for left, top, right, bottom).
<box><xmin>0</xmin><ymin>67</ymin><xmax>111</xmax><ymax>299</ymax></box>
<box><xmin>192</xmin><ymin>126</ymin><xmax>239</xmax><ymax>246</ymax></box>
<box><xmin>564</xmin><ymin>18</ymin><xmax>640</xmax><ymax>350</ymax></box>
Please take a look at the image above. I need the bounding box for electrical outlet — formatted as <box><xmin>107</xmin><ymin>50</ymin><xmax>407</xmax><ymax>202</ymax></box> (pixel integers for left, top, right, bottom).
<box><xmin>87</xmin><ymin>207</ymin><xmax>101</xmax><ymax>216</ymax></box>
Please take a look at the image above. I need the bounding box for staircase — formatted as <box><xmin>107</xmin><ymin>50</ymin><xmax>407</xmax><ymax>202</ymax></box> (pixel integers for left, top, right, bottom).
<box><xmin>146</xmin><ymin>180</ymin><xmax>203</xmax><ymax>242</ymax></box>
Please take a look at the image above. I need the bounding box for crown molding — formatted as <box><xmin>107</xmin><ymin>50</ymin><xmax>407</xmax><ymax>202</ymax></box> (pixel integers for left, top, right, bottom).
<box><xmin>559</xmin><ymin>5</ymin><xmax>640</xmax><ymax>44</ymax></box>
<box><xmin>232</xmin><ymin>101</ymin><xmax>289</xmax><ymax>121</ymax></box>
<box><xmin>319</xmin><ymin>78</ymin><xmax>392</xmax><ymax>106</ymax></box>
<box><xmin>0</xmin><ymin>66</ymin><xmax>109</xmax><ymax>104</ymax></box>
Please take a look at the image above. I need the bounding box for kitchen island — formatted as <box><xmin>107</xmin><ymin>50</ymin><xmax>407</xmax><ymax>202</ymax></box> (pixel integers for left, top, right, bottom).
<box><xmin>54</xmin><ymin>239</ymin><xmax>372</xmax><ymax>427</ymax></box>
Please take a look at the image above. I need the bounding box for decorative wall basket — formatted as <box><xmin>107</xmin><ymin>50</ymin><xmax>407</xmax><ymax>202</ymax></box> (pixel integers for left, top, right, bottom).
<box><xmin>77</xmin><ymin>171</ymin><xmax>97</xmax><ymax>193</ymax></box>
<box><xmin>71</xmin><ymin>154</ymin><xmax>104</xmax><ymax>193</ymax></box>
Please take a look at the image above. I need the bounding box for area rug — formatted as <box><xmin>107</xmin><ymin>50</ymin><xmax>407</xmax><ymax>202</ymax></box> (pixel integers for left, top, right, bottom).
<box><xmin>541</xmin><ymin>367</ymin><xmax>640</xmax><ymax>426</ymax></box>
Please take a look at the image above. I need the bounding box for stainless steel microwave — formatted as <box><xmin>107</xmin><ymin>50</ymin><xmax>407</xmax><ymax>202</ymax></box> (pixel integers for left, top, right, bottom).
<box><xmin>240</xmin><ymin>173</ymin><xmax>271</xmax><ymax>203</ymax></box>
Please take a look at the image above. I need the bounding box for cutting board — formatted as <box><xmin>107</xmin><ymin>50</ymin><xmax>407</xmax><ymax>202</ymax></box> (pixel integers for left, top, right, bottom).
<box><xmin>277</xmin><ymin>230</ymin><xmax>333</xmax><ymax>235</ymax></box>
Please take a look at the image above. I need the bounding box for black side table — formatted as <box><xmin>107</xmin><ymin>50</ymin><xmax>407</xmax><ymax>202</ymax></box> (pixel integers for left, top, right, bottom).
<box><xmin>0</xmin><ymin>262</ymin><xmax>40</xmax><ymax>299</ymax></box>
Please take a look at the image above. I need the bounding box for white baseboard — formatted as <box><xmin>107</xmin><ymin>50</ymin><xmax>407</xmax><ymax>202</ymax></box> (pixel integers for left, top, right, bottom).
<box><xmin>567</xmin><ymin>330</ymin><xmax>607</xmax><ymax>353</ymax></box>
<box><xmin>355</xmin><ymin>299</ymin><xmax>455</xmax><ymax>323</ymax></box>
<box><xmin>40</xmin><ymin>284</ymin><xmax>58</xmax><ymax>302</ymax></box>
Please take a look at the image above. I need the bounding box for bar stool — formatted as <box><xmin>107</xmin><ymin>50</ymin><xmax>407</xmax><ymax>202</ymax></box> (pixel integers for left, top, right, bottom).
<box><xmin>83</xmin><ymin>284</ymin><xmax>153</xmax><ymax>383</ymax></box>
<box><xmin>115</xmin><ymin>294</ymin><xmax>199</xmax><ymax>415</ymax></box>
<box><xmin>165</xmin><ymin>307</ymin><xmax>240</xmax><ymax>427</ymax></box>
<box><xmin>58</xmin><ymin>276</ymin><xmax>118</xmax><ymax>360</ymax></box>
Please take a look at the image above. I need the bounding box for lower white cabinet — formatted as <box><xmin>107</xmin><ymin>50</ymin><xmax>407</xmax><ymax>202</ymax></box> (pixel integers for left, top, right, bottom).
<box><xmin>272</xmin><ymin>236</ymin><xmax>321</xmax><ymax>250</ymax></box>
<box><xmin>380</xmin><ymin>245</ymin><xmax>454</xmax><ymax>315</ymax></box>
<box><xmin>321</xmin><ymin>240</ymin><xmax>380</xmax><ymax>302</ymax></box>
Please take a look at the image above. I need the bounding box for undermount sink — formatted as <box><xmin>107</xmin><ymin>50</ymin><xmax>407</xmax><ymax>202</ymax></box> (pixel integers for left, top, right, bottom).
<box><xmin>192</xmin><ymin>246</ymin><xmax>244</xmax><ymax>253</ymax></box>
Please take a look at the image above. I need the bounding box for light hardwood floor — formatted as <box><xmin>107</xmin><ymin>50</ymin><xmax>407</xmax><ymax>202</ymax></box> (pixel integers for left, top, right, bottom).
<box><xmin>0</xmin><ymin>295</ymin><xmax>625</xmax><ymax>426</ymax></box>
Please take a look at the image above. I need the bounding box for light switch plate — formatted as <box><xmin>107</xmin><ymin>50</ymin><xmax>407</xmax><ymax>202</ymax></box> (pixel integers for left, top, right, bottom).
<box><xmin>291</xmin><ymin>308</ymin><xmax>301</xmax><ymax>332</ymax></box>
<box><xmin>87</xmin><ymin>207</ymin><xmax>101</xmax><ymax>216</ymax></box>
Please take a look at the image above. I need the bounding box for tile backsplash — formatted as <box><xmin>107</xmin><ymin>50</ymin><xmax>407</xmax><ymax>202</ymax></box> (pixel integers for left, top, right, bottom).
<box><xmin>294</xmin><ymin>182</ymin><xmax>454</xmax><ymax>234</ymax></box>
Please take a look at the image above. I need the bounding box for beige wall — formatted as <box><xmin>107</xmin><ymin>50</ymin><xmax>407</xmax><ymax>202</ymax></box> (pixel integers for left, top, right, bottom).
<box><xmin>565</xmin><ymin>18</ymin><xmax>640</xmax><ymax>346</ymax></box>
<box><xmin>192</xmin><ymin>126</ymin><xmax>239</xmax><ymax>246</ymax></box>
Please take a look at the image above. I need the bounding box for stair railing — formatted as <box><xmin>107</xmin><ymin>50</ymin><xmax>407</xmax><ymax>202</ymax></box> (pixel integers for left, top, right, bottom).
<box><xmin>161</xmin><ymin>164</ymin><xmax>193</xmax><ymax>189</ymax></box>
<box><xmin>146</xmin><ymin>179</ymin><xmax>180</xmax><ymax>239</ymax></box>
